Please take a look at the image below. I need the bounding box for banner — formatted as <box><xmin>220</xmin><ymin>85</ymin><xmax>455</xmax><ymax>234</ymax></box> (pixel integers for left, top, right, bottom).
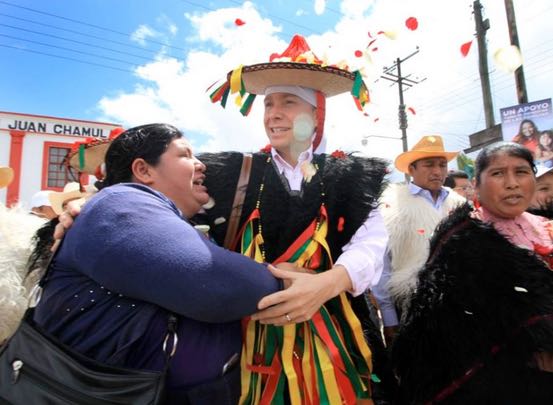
<box><xmin>500</xmin><ymin>98</ymin><xmax>553</xmax><ymax>167</ymax></box>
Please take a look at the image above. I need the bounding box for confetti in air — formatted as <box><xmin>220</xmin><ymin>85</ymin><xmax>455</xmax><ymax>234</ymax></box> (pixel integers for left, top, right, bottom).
<box><xmin>405</xmin><ymin>17</ymin><xmax>418</xmax><ymax>31</ymax></box>
<box><xmin>460</xmin><ymin>40</ymin><xmax>473</xmax><ymax>57</ymax></box>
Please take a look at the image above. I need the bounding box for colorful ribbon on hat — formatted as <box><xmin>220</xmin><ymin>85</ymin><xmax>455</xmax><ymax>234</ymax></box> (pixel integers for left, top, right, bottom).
<box><xmin>237</xmin><ymin>205</ymin><xmax>373</xmax><ymax>405</ymax></box>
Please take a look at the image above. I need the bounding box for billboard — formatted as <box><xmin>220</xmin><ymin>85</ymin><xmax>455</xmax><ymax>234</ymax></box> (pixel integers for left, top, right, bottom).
<box><xmin>500</xmin><ymin>98</ymin><xmax>553</xmax><ymax>167</ymax></box>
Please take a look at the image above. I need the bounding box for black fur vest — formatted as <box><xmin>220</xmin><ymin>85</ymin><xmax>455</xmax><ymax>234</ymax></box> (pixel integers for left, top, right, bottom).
<box><xmin>197</xmin><ymin>151</ymin><xmax>387</xmax><ymax>263</ymax></box>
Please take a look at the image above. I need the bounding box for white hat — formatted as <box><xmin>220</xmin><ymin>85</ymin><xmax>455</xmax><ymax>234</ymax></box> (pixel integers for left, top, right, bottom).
<box><xmin>30</xmin><ymin>190</ymin><xmax>52</xmax><ymax>209</ymax></box>
<box><xmin>535</xmin><ymin>164</ymin><xmax>553</xmax><ymax>179</ymax></box>
<box><xmin>48</xmin><ymin>182</ymin><xmax>88</xmax><ymax>215</ymax></box>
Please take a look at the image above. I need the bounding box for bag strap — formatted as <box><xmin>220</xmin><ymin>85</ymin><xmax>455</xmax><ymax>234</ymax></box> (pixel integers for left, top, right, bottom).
<box><xmin>223</xmin><ymin>153</ymin><xmax>252</xmax><ymax>249</ymax></box>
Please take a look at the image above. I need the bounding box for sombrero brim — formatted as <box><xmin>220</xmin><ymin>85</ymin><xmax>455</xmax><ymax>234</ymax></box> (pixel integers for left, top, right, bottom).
<box><xmin>395</xmin><ymin>151</ymin><xmax>458</xmax><ymax>174</ymax></box>
<box><xmin>236</xmin><ymin>62</ymin><xmax>365</xmax><ymax>97</ymax></box>
<box><xmin>0</xmin><ymin>167</ymin><xmax>14</xmax><ymax>189</ymax></box>
<box><xmin>49</xmin><ymin>190</ymin><xmax>88</xmax><ymax>215</ymax></box>
<box><xmin>67</xmin><ymin>140</ymin><xmax>111</xmax><ymax>174</ymax></box>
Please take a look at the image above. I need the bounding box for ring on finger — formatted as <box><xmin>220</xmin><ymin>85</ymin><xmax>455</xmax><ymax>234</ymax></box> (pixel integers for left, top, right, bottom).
<box><xmin>284</xmin><ymin>313</ymin><xmax>291</xmax><ymax>322</ymax></box>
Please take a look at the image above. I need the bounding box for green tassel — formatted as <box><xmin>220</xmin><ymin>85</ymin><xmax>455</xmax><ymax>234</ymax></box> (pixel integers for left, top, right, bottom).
<box><xmin>240</xmin><ymin>94</ymin><xmax>257</xmax><ymax>116</ymax></box>
<box><xmin>351</xmin><ymin>71</ymin><xmax>363</xmax><ymax>98</ymax></box>
<box><xmin>221</xmin><ymin>86</ymin><xmax>231</xmax><ymax>108</ymax></box>
<box><xmin>371</xmin><ymin>374</ymin><xmax>381</xmax><ymax>383</ymax></box>
<box><xmin>78</xmin><ymin>144</ymin><xmax>85</xmax><ymax>170</ymax></box>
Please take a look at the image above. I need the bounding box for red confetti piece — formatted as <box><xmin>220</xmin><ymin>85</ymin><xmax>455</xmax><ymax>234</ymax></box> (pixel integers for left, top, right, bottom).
<box><xmin>460</xmin><ymin>40</ymin><xmax>473</xmax><ymax>57</ymax></box>
<box><xmin>363</xmin><ymin>112</ymin><xmax>369</xmax><ymax>117</ymax></box>
<box><xmin>235</xmin><ymin>18</ymin><xmax>245</xmax><ymax>26</ymax></box>
<box><xmin>371</xmin><ymin>47</ymin><xmax>379</xmax><ymax>52</ymax></box>
<box><xmin>405</xmin><ymin>17</ymin><xmax>418</xmax><ymax>31</ymax></box>
<box><xmin>416</xmin><ymin>229</ymin><xmax>425</xmax><ymax>235</ymax></box>
<box><xmin>367</xmin><ymin>38</ymin><xmax>377</xmax><ymax>48</ymax></box>
<box><xmin>407</xmin><ymin>107</ymin><xmax>416</xmax><ymax>115</ymax></box>
<box><xmin>337</xmin><ymin>217</ymin><xmax>345</xmax><ymax>232</ymax></box>
<box><xmin>368</xmin><ymin>31</ymin><xmax>373</xmax><ymax>38</ymax></box>
<box><xmin>373</xmin><ymin>117</ymin><xmax>380</xmax><ymax>122</ymax></box>
<box><xmin>354</xmin><ymin>50</ymin><xmax>363</xmax><ymax>57</ymax></box>
<box><xmin>377</xmin><ymin>30</ymin><xmax>385</xmax><ymax>35</ymax></box>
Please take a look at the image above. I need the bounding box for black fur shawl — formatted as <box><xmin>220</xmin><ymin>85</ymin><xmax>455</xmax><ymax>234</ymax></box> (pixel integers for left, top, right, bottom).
<box><xmin>197</xmin><ymin>151</ymin><xmax>388</xmax><ymax>262</ymax></box>
<box><xmin>393</xmin><ymin>204</ymin><xmax>553</xmax><ymax>404</ymax></box>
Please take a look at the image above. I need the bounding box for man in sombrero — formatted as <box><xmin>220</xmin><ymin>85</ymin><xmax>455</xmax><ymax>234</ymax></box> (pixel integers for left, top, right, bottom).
<box><xmin>201</xmin><ymin>35</ymin><xmax>393</xmax><ymax>404</ymax></box>
<box><xmin>374</xmin><ymin>135</ymin><xmax>465</xmax><ymax>340</ymax></box>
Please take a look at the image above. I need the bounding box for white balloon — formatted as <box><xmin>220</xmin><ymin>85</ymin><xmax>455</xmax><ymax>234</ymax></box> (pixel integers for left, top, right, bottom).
<box><xmin>493</xmin><ymin>45</ymin><xmax>523</xmax><ymax>73</ymax></box>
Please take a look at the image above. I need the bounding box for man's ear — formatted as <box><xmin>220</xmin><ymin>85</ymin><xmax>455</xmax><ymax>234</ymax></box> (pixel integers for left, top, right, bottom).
<box><xmin>131</xmin><ymin>158</ymin><xmax>154</xmax><ymax>185</ymax></box>
<box><xmin>407</xmin><ymin>163</ymin><xmax>415</xmax><ymax>177</ymax></box>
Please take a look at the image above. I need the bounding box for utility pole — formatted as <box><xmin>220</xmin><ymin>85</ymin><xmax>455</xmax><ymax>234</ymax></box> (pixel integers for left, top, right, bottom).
<box><xmin>381</xmin><ymin>47</ymin><xmax>425</xmax><ymax>182</ymax></box>
<box><xmin>473</xmin><ymin>0</ymin><xmax>495</xmax><ymax>129</ymax></box>
<box><xmin>504</xmin><ymin>0</ymin><xmax>528</xmax><ymax>104</ymax></box>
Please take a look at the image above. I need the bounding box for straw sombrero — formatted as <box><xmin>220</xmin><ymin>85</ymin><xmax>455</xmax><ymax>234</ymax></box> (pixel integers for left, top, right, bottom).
<box><xmin>0</xmin><ymin>166</ymin><xmax>14</xmax><ymax>189</ymax></box>
<box><xmin>48</xmin><ymin>182</ymin><xmax>89</xmax><ymax>215</ymax></box>
<box><xmin>65</xmin><ymin>127</ymin><xmax>125</xmax><ymax>176</ymax></box>
<box><xmin>395</xmin><ymin>135</ymin><xmax>458</xmax><ymax>174</ymax></box>
<box><xmin>209</xmin><ymin>34</ymin><xmax>370</xmax><ymax>151</ymax></box>
<box><xmin>210</xmin><ymin>34</ymin><xmax>369</xmax><ymax>113</ymax></box>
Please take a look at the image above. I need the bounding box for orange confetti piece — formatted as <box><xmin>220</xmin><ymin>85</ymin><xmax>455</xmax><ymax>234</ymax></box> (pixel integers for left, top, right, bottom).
<box><xmin>235</xmin><ymin>18</ymin><xmax>245</xmax><ymax>26</ymax></box>
<box><xmin>460</xmin><ymin>40</ymin><xmax>473</xmax><ymax>57</ymax></box>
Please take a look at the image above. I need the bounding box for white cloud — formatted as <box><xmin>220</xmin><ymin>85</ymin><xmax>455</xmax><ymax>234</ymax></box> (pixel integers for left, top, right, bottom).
<box><xmin>97</xmin><ymin>0</ymin><xmax>553</xmax><ymax>175</ymax></box>
<box><xmin>130</xmin><ymin>24</ymin><xmax>159</xmax><ymax>46</ymax></box>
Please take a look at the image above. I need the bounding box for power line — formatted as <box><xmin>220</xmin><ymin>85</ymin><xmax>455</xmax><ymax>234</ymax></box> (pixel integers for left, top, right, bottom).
<box><xmin>0</xmin><ymin>33</ymin><xmax>138</xmax><ymax>66</ymax></box>
<box><xmin>0</xmin><ymin>43</ymin><xmax>132</xmax><ymax>73</ymax></box>
<box><xmin>0</xmin><ymin>0</ymin><xmax>188</xmax><ymax>52</ymax></box>
<box><xmin>0</xmin><ymin>23</ymin><xmax>154</xmax><ymax>62</ymax></box>
<box><xmin>0</xmin><ymin>12</ymin><xmax>182</xmax><ymax>60</ymax></box>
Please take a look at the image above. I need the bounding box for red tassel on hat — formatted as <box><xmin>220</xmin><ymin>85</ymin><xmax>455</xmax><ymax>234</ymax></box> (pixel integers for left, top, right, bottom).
<box><xmin>312</xmin><ymin>91</ymin><xmax>326</xmax><ymax>151</ymax></box>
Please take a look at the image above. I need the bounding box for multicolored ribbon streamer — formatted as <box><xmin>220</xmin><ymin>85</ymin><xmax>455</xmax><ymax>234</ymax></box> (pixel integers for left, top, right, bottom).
<box><xmin>238</xmin><ymin>205</ymin><xmax>373</xmax><ymax>405</ymax></box>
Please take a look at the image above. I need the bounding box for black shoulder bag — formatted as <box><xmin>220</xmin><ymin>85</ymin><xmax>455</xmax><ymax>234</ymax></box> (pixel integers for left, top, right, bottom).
<box><xmin>0</xmin><ymin>240</ymin><xmax>178</xmax><ymax>405</ymax></box>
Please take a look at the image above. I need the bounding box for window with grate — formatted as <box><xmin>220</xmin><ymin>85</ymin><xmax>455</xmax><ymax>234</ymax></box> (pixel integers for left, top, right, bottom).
<box><xmin>41</xmin><ymin>142</ymin><xmax>80</xmax><ymax>191</ymax></box>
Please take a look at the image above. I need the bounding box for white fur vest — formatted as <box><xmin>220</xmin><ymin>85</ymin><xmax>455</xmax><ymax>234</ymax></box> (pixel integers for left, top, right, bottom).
<box><xmin>380</xmin><ymin>183</ymin><xmax>465</xmax><ymax>303</ymax></box>
<box><xmin>0</xmin><ymin>204</ymin><xmax>44</xmax><ymax>342</ymax></box>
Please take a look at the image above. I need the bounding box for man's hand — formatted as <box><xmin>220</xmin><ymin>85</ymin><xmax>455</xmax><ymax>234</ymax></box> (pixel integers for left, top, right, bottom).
<box><xmin>251</xmin><ymin>264</ymin><xmax>352</xmax><ymax>325</ymax></box>
<box><xmin>535</xmin><ymin>352</ymin><xmax>553</xmax><ymax>372</ymax></box>
<box><xmin>51</xmin><ymin>199</ymin><xmax>83</xmax><ymax>250</ymax></box>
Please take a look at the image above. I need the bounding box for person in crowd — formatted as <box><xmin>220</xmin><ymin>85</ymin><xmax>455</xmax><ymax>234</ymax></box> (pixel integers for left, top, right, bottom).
<box><xmin>29</xmin><ymin>190</ymin><xmax>56</xmax><ymax>220</ymax></box>
<box><xmin>444</xmin><ymin>169</ymin><xmax>475</xmax><ymax>201</ymax></box>
<box><xmin>32</xmin><ymin>124</ymin><xmax>289</xmax><ymax>404</ymax></box>
<box><xmin>373</xmin><ymin>135</ymin><xmax>465</xmax><ymax>344</ymax></box>
<box><xmin>0</xmin><ymin>166</ymin><xmax>45</xmax><ymax>343</ymax></box>
<box><xmin>535</xmin><ymin>129</ymin><xmax>553</xmax><ymax>167</ymax></box>
<box><xmin>512</xmin><ymin>119</ymin><xmax>540</xmax><ymax>157</ymax></box>
<box><xmin>201</xmin><ymin>34</ymin><xmax>392</xmax><ymax>403</ymax></box>
<box><xmin>393</xmin><ymin>142</ymin><xmax>553</xmax><ymax>404</ymax></box>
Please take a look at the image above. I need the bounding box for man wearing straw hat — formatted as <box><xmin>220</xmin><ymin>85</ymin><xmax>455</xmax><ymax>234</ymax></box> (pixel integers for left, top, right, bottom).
<box><xmin>202</xmin><ymin>35</ymin><xmax>393</xmax><ymax>404</ymax></box>
<box><xmin>374</xmin><ymin>135</ymin><xmax>465</xmax><ymax>338</ymax></box>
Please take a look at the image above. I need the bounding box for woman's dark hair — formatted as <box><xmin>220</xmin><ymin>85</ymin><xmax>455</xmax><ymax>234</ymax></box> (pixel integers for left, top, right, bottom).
<box><xmin>538</xmin><ymin>130</ymin><xmax>553</xmax><ymax>153</ymax></box>
<box><xmin>512</xmin><ymin>119</ymin><xmax>538</xmax><ymax>143</ymax></box>
<box><xmin>103</xmin><ymin>123</ymin><xmax>182</xmax><ymax>187</ymax></box>
<box><xmin>474</xmin><ymin>142</ymin><xmax>536</xmax><ymax>185</ymax></box>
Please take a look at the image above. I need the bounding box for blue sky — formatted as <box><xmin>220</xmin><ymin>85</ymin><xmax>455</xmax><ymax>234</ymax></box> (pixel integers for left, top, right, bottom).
<box><xmin>2</xmin><ymin>0</ymin><xmax>552</xmax><ymax>169</ymax></box>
